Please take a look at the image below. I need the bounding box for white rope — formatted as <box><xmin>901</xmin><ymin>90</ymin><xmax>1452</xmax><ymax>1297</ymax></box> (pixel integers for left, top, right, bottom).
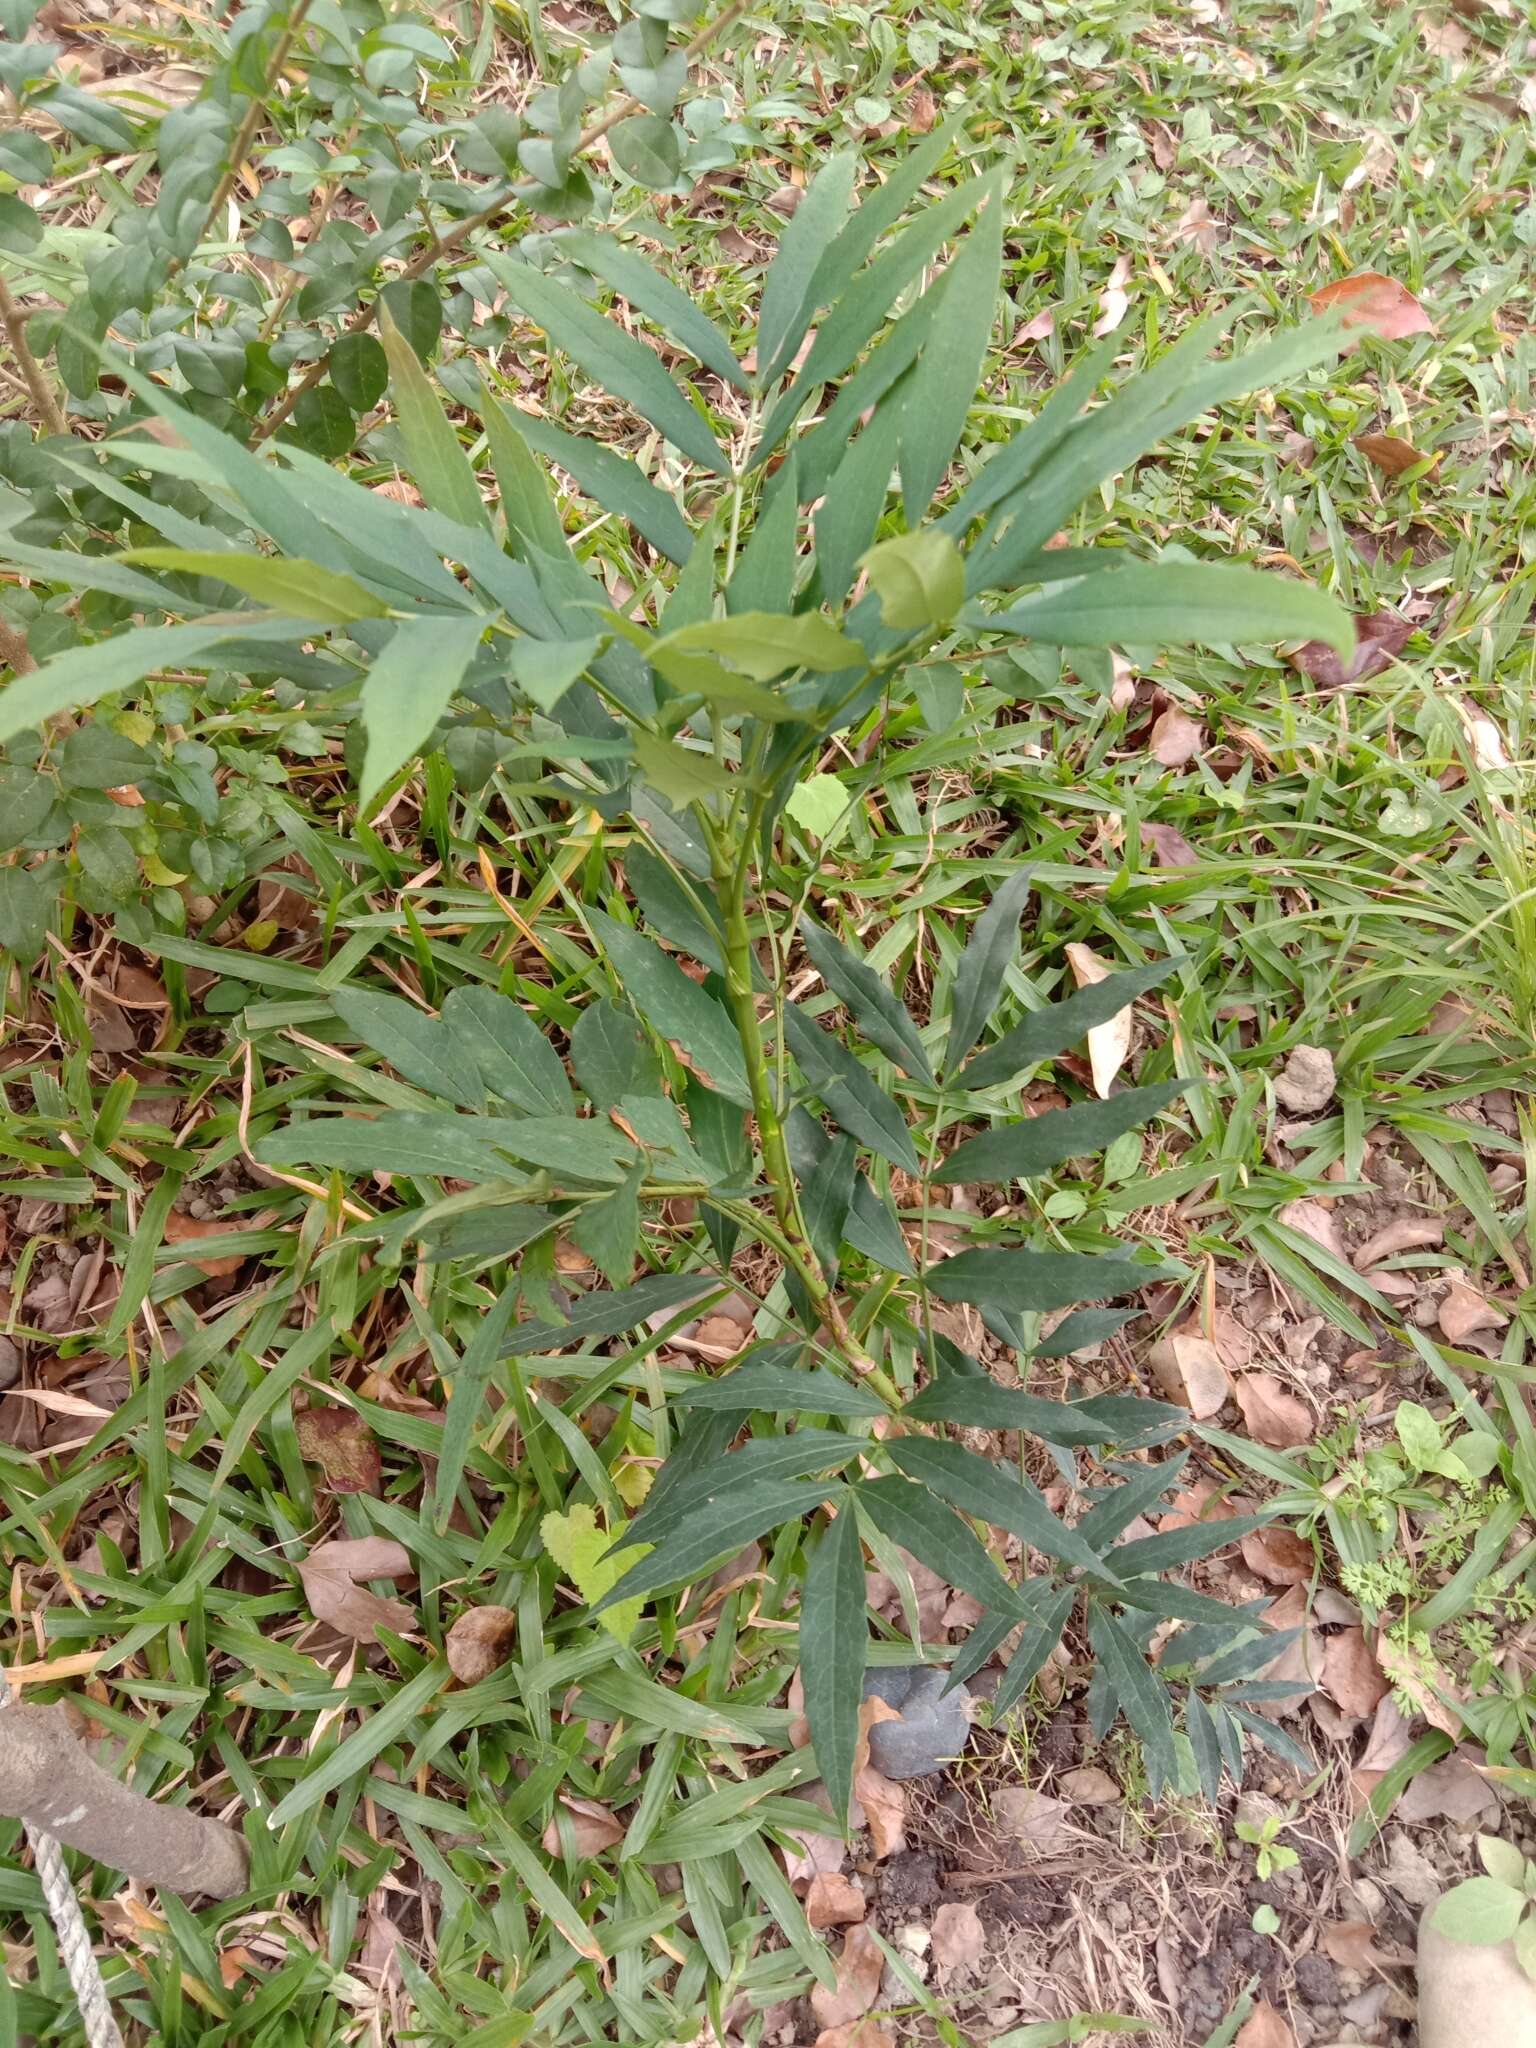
<box><xmin>0</xmin><ymin>1669</ymin><xmax>125</xmax><ymax>2048</ymax></box>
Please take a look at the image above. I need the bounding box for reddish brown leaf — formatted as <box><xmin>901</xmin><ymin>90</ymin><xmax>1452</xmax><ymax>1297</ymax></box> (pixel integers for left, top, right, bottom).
<box><xmin>295</xmin><ymin>1407</ymin><xmax>381</xmax><ymax>1494</ymax></box>
<box><xmin>163</xmin><ymin>1208</ymin><xmax>246</xmax><ymax>1278</ymax></box>
<box><xmin>1353</xmin><ymin>1217</ymin><xmax>1444</xmax><ymax>1269</ymax></box>
<box><xmin>1234</xmin><ymin>1999</ymin><xmax>1297</xmax><ymax>2048</ymax></box>
<box><xmin>813</xmin><ymin>2025</ymin><xmax>894</xmax><ymax>2048</ymax></box>
<box><xmin>297</xmin><ymin>1536</ymin><xmax>414</xmax><ymax>1644</ymax></box>
<box><xmin>931</xmin><ymin>1900</ymin><xmax>986</xmax><ymax>1978</ymax></box>
<box><xmin>446</xmin><ymin>1604</ymin><xmax>517</xmax><ymax>1685</ymax></box>
<box><xmin>1308</xmin><ymin>271</ymin><xmax>1434</xmax><ymax>339</ymax></box>
<box><xmin>1158</xmin><ymin>1478</ymin><xmax>1241</xmax><ymax>1536</ymax></box>
<box><xmin>1439</xmin><ymin>1279</ymin><xmax>1507</xmax><ymax>1345</ymax></box>
<box><xmin>1322</xmin><ymin>1626</ymin><xmax>1389</xmax><ymax>1719</ymax></box>
<box><xmin>540</xmin><ymin>1795</ymin><xmax>624</xmax><ymax>1858</ymax></box>
<box><xmin>853</xmin><ymin>1696</ymin><xmax>907</xmax><ymax>1860</ymax></box>
<box><xmin>1148</xmin><ymin>1327</ymin><xmax>1231</xmax><ymax>1419</ymax></box>
<box><xmin>1277</xmin><ymin>1197</ymin><xmax>1348</xmax><ymax>1263</ymax></box>
<box><xmin>907</xmin><ymin>87</ymin><xmax>937</xmax><ymax>134</ymax></box>
<box><xmin>1149</xmin><ymin>706</ymin><xmax>1204</xmax><ymax>768</ymax></box>
<box><xmin>1354</xmin><ymin>432</ymin><xmax>1430</xmax><ymax>477</ymax></box>
<box><xmin>1240</xmin><ymin>1526</ymin><xmax>1313</xmax><ymax>1586</ymax></box>
<box><xmin>1287</xmin><ymin>610</ymin><xmax>1411</xmax><ymax>689</ymax></box>
<box><xmin>805</xmin><ymin>1873</ymin><xmax>866</xmax><ymax>1928</ymax></box>
<box><xmin>1141</xmin><ymin>819</ymin><xmax>1200</xmax><ymax>867</ymax></box>
<box><xmin>1234</xmin><ymin>1371</ymin><xmax>1313</xmax><ymax>1448</ymax></box>
<box><xmin>810</xmin><ymin>1924</ymin><xmax>884</xmax><ymax>2031</ymax></box>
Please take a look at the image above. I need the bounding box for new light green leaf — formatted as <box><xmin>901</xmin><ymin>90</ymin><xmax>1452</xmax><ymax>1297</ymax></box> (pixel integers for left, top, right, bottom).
<box><xmin>487</xmin><ymin>253</ymin><xmax>726</xmax><ymax>474</ymax></box>
<box><xmin>1430</xmin><ymin>1877</ymin><xmax>1526</xmax><ymax>1947</ymax></box>
<box><xmin>119</xmin><ymin>548</ymin><xmax>390</xmax><ymax>624</ymax></box>
<box><xmin>379</xmin><ymin>312</ymin><xmax>493</xmax><ymax>533</ymax></box>
<box><xmin>632</xmin><ymin>730</ymin><xmax>738</xmax><ymax>809</ymax></box>
<box><xmin>783</xmin><ymin>774</ymin><xmax>851</xmax><ymax>842</ymax></box>
<box><xmin>660</xmin><ymin>610</ymin><xmax>863</xmax><ymax>679</ymax></box>
<box><xmin>860</xmin><ymin>528</ymin><xmax>965</xmax><ymax>632</ymax></box>
<box><xmin>542</xmin><ymin>1501</ymin><xmax>651</xmax><ymax>1645</ymax></box>
<box><xmin>974</xmin><ymin>560</ymin><xmax>1353</xmax><ymax>654</ymax></box>
<box><xmin>359</xmin><ymin>613</ymin><xmax>484</xmax><ymax>810</ymax></box>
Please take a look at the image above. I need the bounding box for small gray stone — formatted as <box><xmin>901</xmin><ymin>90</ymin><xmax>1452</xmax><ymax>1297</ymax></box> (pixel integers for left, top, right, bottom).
<box><xmin>862</xmin><ymin>1665</ymin><xmax>971</xmax><ymax>1780</ymax></box>
<box><xmin>1274</xmin><ymin>1044</ymin><xmax>1337</xmax><ymax>1114</ymax></box>
<box><xmin>0</xmin><ymin>1333</ymin><xmax>19</xmax><ymax>1392</ymax></box>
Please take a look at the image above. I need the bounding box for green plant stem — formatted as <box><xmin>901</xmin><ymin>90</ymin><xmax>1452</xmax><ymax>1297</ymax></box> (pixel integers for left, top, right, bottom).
<box><xmin>0</xmin><ymin>272</ymin><xmax>66</xmax><ymax>439</ymax></box>
<box><xmin>251</xmin><ymin>0</ymin><xmax>753</xmax><ymax>444</ymax></box>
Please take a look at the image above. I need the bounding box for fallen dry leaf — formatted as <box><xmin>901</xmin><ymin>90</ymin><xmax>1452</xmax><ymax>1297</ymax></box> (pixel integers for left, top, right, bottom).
<box><xmin>1322</xmin><ymin>1627</ymin><xmax>1389</xmax><ymax>1720</ymax></box>
<box><xmin>541</xmin><ymin>1795</ymin><xmax>624</xmax><ymax>1858</ymax></box>
<box><xmin>1149</xmin><ymin>705</ymin><xmax>1204</xmax><ymax>768</ymax></box>
<box><xmin>810</xmin><ymin>1924</ymin><xmax>884</xmax><ymax>2031</ymax></box>
<box><xmin>1092</xmin><ymin>252</ymin><xmax>1132</xmax><ymax>337</ymax></box>
<box><xmin>1375</xmin><ymin>1634</ymin><xmax>1463</xmax><ymax>1737</ymax></box>
<box><xmin>1353</xmin><ymin>1217</ymin><xmax>1444</xmax><ymax>1269</ymax></box>
<box><xmin>1063</xmin><ymin>943</ymin><xmax>1131</xmax><ymax>1099</ymax></box>
<box><xmin>1148</xmin><ymin>1327</ymin><xmax>1231</xmax><ymax>1419</ymax></box>
<box><xmin>805</xmin><ymin>1873</ymin><xmax>866</xmax><ymax>1928</ymax></box>
<box><xmin>1234</xmin><ymin>1999</ymin><xmax>1296</xmax><ymax>2048</ymax></box>
<box><xmin>1395</xmin><ymin>1753</ymin><xmax>1500</xmax><ymax>1828</ymax></box>
<box><xmin>1017</xmin><ymin>305</ymin><xmax>1056</xmax><ymax>344</ymax></box>
<box><xmin>1358</xmin><ymin>1693</ymin><xmax>1417</xmax><ymax>1775</ymax></box>
<box><xmin>813</xmin><ymin>2025</ymin><xmax>894</xmax><ymax>2048</ymax></box>
<box><xmin>297</xmin><ymin>1536</ymin><xmax>414</xmax><ymax>1645</ymax></box>
<box><xmin>1240</xmin><ymin>1526</ymin><xmax>1313</xmax><ymax>1587</ymax></box>
<box><xmin>931</xmin><ymin>1900</ymin><xmax>986</xmax><ymax>1979</ymax></box>
<box><xmin>1141</xmin><ymin>819</ymin><xmax>1200</xmax><ymax>867</ymax></box>
<box><xmin>294</xmin><ymin>1407</ymin><xmax>381</xmax><ymax>1494</ymax></box>
<box><xmin>1060</xmin><ymin>1766</ymin><xmax>1121</xmax><ymax>1805</ymax></box>
<box><xmin>783</xmin><ymin>1822</ymin><xmax>848</xmax><ymax>1884</ymax></box>
<box><xmin>1309</xmin><ymin>271</ymin><xmax>1434</xmax><ymax>340</ymax></box>
<box><xmin>1322</xmin><ymin>1920</ymin><xmax>1386</xmax><ymax>1971</ymax></box>
<box><xmin>1287</xmin><ymin>610</ymin><xmax>1411</xmax><ymax>690</ymax></box>
<box><xmin>1439</xmin><ymin>1279</ymin><xmax>1507</xmax><ymax>1346</ymax></box>
<box><xmin>692</xmin><ymin>1313</ymin><xmax>748</xmax><ymax>1358</ymax></box>
<box><xmin>163</xmin><ymin>1208</ymin><xmax>246</xmax><ymax>1278</ymax></box>
<box><xmin>1257</xmin><ymin>1584</ymin><xmax>1321</xmax><ymax>1706</ymax></box>
<box><xmin>1173</xmin><ymin>195</ymin><xmax>1217</xmax><ymax>253</ymax></box>
<box><xmin>1277</xmin><ymin>1198</ymin><xmax>1348</xmax><ymax>1263</ymax></box>
<box><xmin>1234</xmin><ymin>1371</ymin><xmax>1313</xmax><ymax>1448</ymax></box>
<box><xmin>853</xmin><ymin>1696</ymin><xmax>907</xmax><ymax>1860</ymax></box>
<box><xmin>1159</xmin><ymin>1477</ymin><xmax>1241</xmax><ymax>1536</ymax></box>
<box><xmin>1354</xmin><ymin>432</ymin><xmax>1430</xmax><ymax>477</ymax></box>
<box><xmin>993</xmin><ymin>1784</ymin><xmax>1071</xmax><ymax>1852</ymax></box>
<box><xmin>446</xmin><ymin>1604</ymin><xmax>517</xmax><ymax>1685</ymax></box>
<box><xmin>907</xmin><ymin>86</ymin><xmax>937</xmax><ymax>134</ymax></box>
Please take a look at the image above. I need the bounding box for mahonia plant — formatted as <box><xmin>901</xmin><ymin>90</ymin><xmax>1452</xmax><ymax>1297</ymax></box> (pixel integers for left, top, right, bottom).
<box><xmin>0</xmin><ymin>117</ymin><xmax>1355</xmax><ymax>1812</ymax></box>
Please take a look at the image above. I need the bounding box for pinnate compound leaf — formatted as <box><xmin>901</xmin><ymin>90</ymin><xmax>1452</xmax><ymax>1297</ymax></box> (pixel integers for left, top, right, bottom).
<box><xmin>944</xmin><ymin>868</ymin><xmax>1033</xmax><ymax>1075</ymax></box>
<box><xmin>860</xmin><ymin>529</ymin><xmax>965</xmax><ymax>631</ymax></box>
<box><xmin>801</xmin><ymin>918</ymin><xmax>934</xmax><ymax>1084</ymax></box>
<box><xmin>569</xmin><ymin>1164</ymin><xmax>645</xmax><ymax>1282</ymax></box>
<box><xmin>257</xmin><ymin>1111</ymin><xmax>536</xmax><ymax>1183</ymax></box>
<box><xmin>934</xmin><ymin>1081</ymin><xmax>1190</xmax><ymax>1184</ymax></box>
<box><xmin>119</xmin><ymin>547</ymin><xmax>389</xmax><ymax>623</ymax></box>
<box><xmin>587</xmin><ymin>911</ymin><xmax>752</xmax><ymax>1106</ymax></box>
<box><xmin>898</xmin><ymin>177</ymin><xmax>1006</xmax><ymax>520</ymax></box>
<box><xmin>886</xmin><ymin>1437</ymin><xmax>1106</xmax><ymax>1576</ymax></box>
<box><xmin>597</xmin><ymin>1477</ymin><xmax>836</xmax><ymax>1610</ymax></box>
<box><xmin>856</xmin><ymin>1474</ymin><xmax>1027</xmax><ymax>1617</ymax></box>
<box><xmin>558</xmin><ymin>231</ymin><xmax>747</xmax><ymax>392</ymax></box>
<box><xmin>1088</xmin><ymin>1606</ymin><xmax>1177</xmax><ymax>1791</ymax></box>
<box><xmin>801</xmin><ymin>1503</ymin><xmax>867</xmax><ymax>1824</ymax></box>
<box><xmin>358</xmin><ymin>614</ymin><xmax>484</xmax><ymax>810</ymax></box>
<box><xmin>783</xmin><ymin>1004</ymin><xmax>921</xmax><ymax>1174</ymax></box>
<box><xmin>903</xmin><ymin>1376</ymin><xmax>1183</xmax><ymax>1447</ymax></box>
<box><xmin>625</xmin><ymin>1433</ymin><xmax>862</xmax><ymax>1550</ymax></box>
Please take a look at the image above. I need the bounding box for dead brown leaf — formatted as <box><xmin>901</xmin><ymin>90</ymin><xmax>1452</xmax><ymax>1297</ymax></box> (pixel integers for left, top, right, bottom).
<box><xmin>1322</xmin><ymin>1627</ymin><xmax>1389</xmax><ymax>1719</ymax></box>
<box><xmin>1148</xmin><ymin>1325</ymin><xmax>1232</xmax><ymax>1419</ymax></box>
<box><xmin>1353</xmin><ymin>1217</ymin><xmax>1444</xmax><ymax>1269</ymax></box>
<box><xmin>993</xmin><ymin>1784</ymin><xmax>1071</xmax><ymax>1852</ymax></box>
<box><xmin>297</xmin><ymin>1536</ymin><xmax>414</xmax><ymax>1644</ymax></box>
<box><xmin>1357</xmin><ymin>1693</ymin><xmax>1416</xmax><ymax>1775</ymax></box>
<box><xmin>1257</xmin><ymin>1583</ymin><xmax>1320</xmax><ymax>1706</ymax></box>
<box><xmin>1149</xmin><ymin>706</ymin><xmax>1204</xmax><ymax>768</ymax></box>
<box><xmin>1240</xmin><ymin>1526</ymin><xmax>1313</xmax><ymax>1586</ymax></box>
<box><xmin>1439</xmin><ymin>1279</ymin><xmax>1507</xmax><ymax>1346</ymax></box>
<box><xmin>813</xmin><ymin>2025</ymin><xmax>894</xmax><ymax>2048</ymax></box>
<box><xmin>1308</xmin><ymin>272</ymin><xmax>1435</xmax><ymax>339</ymax></box>
<box><xmin>1060</xmin><ymin>1766</ymin><xmax>1121</xmax><ymax>1804</ymax></box>
<box><xmin>907</xmin><ymin>87</ymin><xmax>937</xmax><ymax>134</ymax></box>
<box><xmin>1395</xmin><ymin>1754</ymin><xmax>1500</xmax><ymax>1827</ymax></box>
<box><xmin>1234</xmin><ymin>1371</ymin><xmax>1313</xmax><ymax>1448</ymax></box>
<box><xmin>853</xmin><ymin>1696</ymin><xmax>907</xmax><ymax>1860</ymax></box>
<box><xmin>1276</xmin><ymin>1197</ymin><xmax>1348</xmax><ymax>1263</ymax></box>
<box><xmin>1092</xmin><ymin>253</ymin><xmax>1132</xmax><ymax>337</ymax></box>
<box><xmin>1173</xmin><ymin>195</ymin><xmax>1217</xmax><ymax>253</ymax></box>
<box><xmin>294</xmin><ymin>1407</ymin><xmax>381</xmax><ymax>1495</ymax></box>
<box><xmin>1017</xmin><ymin>306</ymin><xmax>1055</xmax><ymax>344</ymax></box>
<box><xmin>1287</xmin><ymin>610</ymin><xmax>1411</xmax><ymax>690</ymax></box>
<box><xmin>446</xmin><ymin>1604</ymin><xmax>517</xmax><ymax>1685</ymax></box>
<box><xmin>1234</xmin><ymin>1999</ymin><xmax>1296</xmax><ymax>2048</ymax></box>
<box><xmin>1158</xmin><ymin>1478</ymin><xmax>1241</xmax><ymax>1536</ymax></box>
<box><xmin>1063</xmin><ymin>943</ymin><xmax>1131</xmax><ymax>1098</ymax></box>
<box><xmin>931</xmin><ymin>1900</ymin><xmax>986</xmax><ymax>1978</ymax></box>
<box><xmin>163</xmin><ymin>1208</ymin><xmax>245</xmax><ymax>1278</ymax></box>
<box><xmin>810</xmin><ymin>1924</ymin><xmax>884</xmax><ymax>2031</ymax></box>
<box><xmin>1354</xmin><ymin>432</ymin><xmax>1430</xmax><ymax>477</ymax></box>
<box><xmin>1141</xmin><ymin>819</ymin><xmax>1200</xmax><ymax>867</ymax></box>
<box><xmin>541</xmin><ymin>1794</ymin><xmax>624</xmax><ymax>1858</ymax></box>
<box><xmin>805</xmin><ymin>1873</ymin><xmax>866</xmax><ymax>1928</ymax></box>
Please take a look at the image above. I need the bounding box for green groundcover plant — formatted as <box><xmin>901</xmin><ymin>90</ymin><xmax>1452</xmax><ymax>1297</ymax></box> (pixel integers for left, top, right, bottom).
<box><xmin>0</xmin><ymin>113</ymin><xmax>1352</xmax><ymax>2017</ymax></box>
